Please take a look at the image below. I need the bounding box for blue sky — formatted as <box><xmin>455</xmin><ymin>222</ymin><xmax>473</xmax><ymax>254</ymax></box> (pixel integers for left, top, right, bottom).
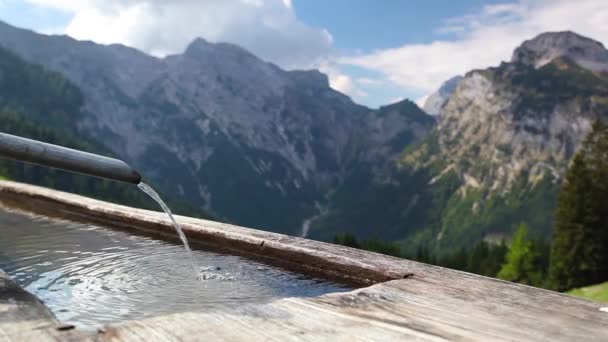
<box><xmin>294</xmin><ymin>0</ymin><xmax>504</xmax><ymax>52</ymax></box>
<box><xmin>1</xmin><ymin>0</ymin><xmax>607</xmax><ymax>108</ymax></box>
<box><xmin>0</xmin><ymin>1</ymin><xmax>70</xmax><ymax>32</ymax></box>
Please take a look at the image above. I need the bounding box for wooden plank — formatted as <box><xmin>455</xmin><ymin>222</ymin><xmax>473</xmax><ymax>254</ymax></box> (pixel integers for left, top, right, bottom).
<box><xmin>1</xmin><ymin>180</ymin><xmax>607</xmax><ymax>341</ymax></box>
<box><xmin>0</xmin><ymin>180</ymin><xmax>423</xmax><ymax>285</ymax></box>
<box><xmin>94</xmin><ymin>277</ymin><xmax>608</xmax><ymax>341</ymax></box>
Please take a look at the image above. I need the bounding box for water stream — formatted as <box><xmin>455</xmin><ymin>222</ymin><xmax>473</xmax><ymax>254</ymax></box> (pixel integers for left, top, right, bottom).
<box><xmin>137</xmin><ymin>182</ymin><xmax>199</xmax><ymax>276</ymax></box>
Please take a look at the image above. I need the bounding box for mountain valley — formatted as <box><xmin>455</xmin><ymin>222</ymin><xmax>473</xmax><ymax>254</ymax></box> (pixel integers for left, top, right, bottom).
<box><xmin>1</xmin><ymin>21</ymin><xmax>607</xmax><ymax>255</ymax></box>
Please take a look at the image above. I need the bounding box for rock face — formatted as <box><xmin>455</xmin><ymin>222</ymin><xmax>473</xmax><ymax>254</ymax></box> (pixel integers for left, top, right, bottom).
<box><xmin>0</xmin><ymin>21</ymin><xmax>434</xmax><ymax>234</ymax></box>
<box><xmin>436</xmin><ymin>31</ymin><xmax>608</xmax><ymax>193</ymax></box>
<box><xmin>312</xmin><ymin>31</ymin><xmax>608</xmax><ymax>251</ymax></box>
<box><xmin>422</xmin><ymin>76</ymin><xmax>463</xmax><ymax>115</ymax></box>
<box><xmin>403</xmin><ymin>31</ymin><xmax>608</xmax><ymax>249</ymax></box>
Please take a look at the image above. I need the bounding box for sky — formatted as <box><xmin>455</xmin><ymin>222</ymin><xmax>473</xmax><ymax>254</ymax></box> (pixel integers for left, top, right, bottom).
<box><xmin>1</xmin><ymin>0</ymin><xmax>607</xmax><ymax>108</ymax></box>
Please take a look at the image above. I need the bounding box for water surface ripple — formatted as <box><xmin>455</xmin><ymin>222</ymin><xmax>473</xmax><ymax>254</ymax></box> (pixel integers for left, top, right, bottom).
<box><xmin>0</xmin><ymin>208</ymin><xmax>351</xmax><ymax>329</ymax></box>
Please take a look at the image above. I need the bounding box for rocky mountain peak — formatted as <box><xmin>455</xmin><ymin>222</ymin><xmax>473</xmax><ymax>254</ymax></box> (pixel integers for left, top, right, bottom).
<box><xmin>512</xmin><ymin>31</ymin><xmax>608</xmax><ymax>72</ymax></box>
<box><xmin>183</xmin><ymin>37</ymin><xmax>213</xmax><ymax>55</ymax></box>
<box><xmin>422</xmin><ymin>75</ymin><xmax>463</xmax><ymax>115</ymax></box>
<box><xmin>287</xmin><ymin>69</ymin><xmax>331</xmax><ymax>90</ymax></box>
<box><xmin>183</xmin><ymin>37</ymin><xmax>260</xmax><ymax>62</ymax></box>
<box><xmin>380</xmin><ymin>98</ymin><xmax>430</xmax><ymax>120</ymax></box>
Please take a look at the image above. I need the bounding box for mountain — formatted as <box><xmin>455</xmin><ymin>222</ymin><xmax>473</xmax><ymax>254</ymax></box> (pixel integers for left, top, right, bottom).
<box><xmin>0</xmin><ymin>46</ymin><xmax>206</xmax><ymax>217</ymax></box>
<box><xmin>0</xmin><ymin>21</ymin><xmax>434</xmax><ymax>234</ymax></box>
<box><xmin>512</xmin><ymin>31</ymin><xmax>608</xmax><ymax>72</ymax></box>
<box><xmin>422</xmin><ymin>76</ymin><xmax>463</xmax><ymax>115</ymax></box>
<box><xmin>3</xmin><ymin>20</ymin><xmax>602</xmax><ymax>253</ymax></box>
<box><xmin>312</xmin><ymin>31</ymin><xmax>608</xmax><ymax>252</ymax></box>
<box><xmin>429</xmin><ymin>31</ymin><xmax>608</xmax><ymax>193</ymax></box>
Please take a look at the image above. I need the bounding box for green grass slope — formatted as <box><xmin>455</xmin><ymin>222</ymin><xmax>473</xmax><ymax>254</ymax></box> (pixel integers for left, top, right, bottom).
<box><xmin>567</xmin><ymin>282</ymin><xmax>608</xmax><ymax>303</ymax></box>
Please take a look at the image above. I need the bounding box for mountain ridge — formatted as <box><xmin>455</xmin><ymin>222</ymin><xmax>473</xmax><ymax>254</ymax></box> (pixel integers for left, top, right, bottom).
<box><xmin>1</xmin><ymin>21</ymin><xmax>605</xmax><ymax>253</ymax></box>
<box><xmin>405</xmin><ymin>31</ymin><xmax>608</xmax><ymax>247</ymax></box>
<box><xmin>0</xmin><ymin>45</ymin><xmax>206</xmax><ymax>218</ymax></box>
<box><xmin>312</xmin><ymin>31</ymin><xmax>608</xmax><ymax>252</ymax></box>
<box><xmin>0</xmin><ymin>20</ymin><xmax>434</xmax><ymax>234</ymax></box>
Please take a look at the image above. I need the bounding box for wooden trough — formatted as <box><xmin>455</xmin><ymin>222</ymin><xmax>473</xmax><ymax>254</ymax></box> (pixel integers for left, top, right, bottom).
<box><xmin>0</xmin><ymin>180</ymin><xmax>607</xmax><ymax>341</ymax></box>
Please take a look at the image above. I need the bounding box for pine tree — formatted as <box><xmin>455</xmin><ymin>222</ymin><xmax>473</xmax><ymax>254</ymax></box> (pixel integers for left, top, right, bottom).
<box><xmin>466</xmin><ymin>241</ymin><xmax>488</xmax><ymax>274</ymax></box>
<box><xmin>467</xmin><ymin>240</ymin><xmax>509</xmax><ymax>277</ymax></box>
<box><xmin>497</xmin><ymin>224</ymin><xmax>543</xmax><ymax>285</ymax></box>
<box><xmin>333</xmin><ymin>233</ymin><xmax>360</xmax><ymax>248</ymax></box>
<box><xmin>416</xmin><ymin>244</ymin><xmax>432</xmax><ymax>263</ymax></box>
<box><xmin>549</xmin><ymin>120</ymin><xmax>608</xmax><ymax>291</ymax></box>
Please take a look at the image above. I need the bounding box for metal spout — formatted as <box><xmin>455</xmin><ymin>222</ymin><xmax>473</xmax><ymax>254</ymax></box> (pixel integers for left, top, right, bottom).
<box><xmin>0</xmin><ymin>132</ymin><xmax>141</xmax><ymax>184</ymax></box>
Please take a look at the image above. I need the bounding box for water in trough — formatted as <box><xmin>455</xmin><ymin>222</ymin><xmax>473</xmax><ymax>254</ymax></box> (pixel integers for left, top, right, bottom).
<box><xmin>0</xmin><ymin>207</ymin><xmax>352</xmax><ymax>329</ymax></box>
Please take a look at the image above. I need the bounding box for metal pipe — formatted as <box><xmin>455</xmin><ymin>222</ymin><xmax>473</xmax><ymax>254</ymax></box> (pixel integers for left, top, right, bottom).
<box><xmin>0</xmin><ymin>132</ymin><xmax>141</xmax><ymax>184</ymax></box>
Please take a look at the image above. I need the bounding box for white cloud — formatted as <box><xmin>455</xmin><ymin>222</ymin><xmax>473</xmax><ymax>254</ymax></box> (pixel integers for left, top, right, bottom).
<box><xmin>330</xmin><ymin>74</ymin><xmax>354</xmax><ymax>94</ymax></box>
<box><xmin>24</xmin><ymin>0</ymin><xmax>332</xmax><ymax>69</ymax></box>
<box><xmin>340</xmin><ymin>0</ymin><xmax>608</xmax><ymax>96</ymax></box>
<box><xmin>356</xmin><ymin>77</ymin><xmax>384</xmax><ymax>86</ymax></box>
<box><xmin>389</xmin><ymin>96</ymin><xmax>405</xmax><ymax>104</ymax></box>
<box><xmin>317</xmin><ymin>62</ymin><xmax>351</xmax><ymax>93</ymax></box>
<box><xmin>317</xmin><ymin>62</ymin><xmax>368</xmax><ymax>101</ymax></box>
<box><xmin>415</xmin><ymin>95</ymin><xmax>428</xmax><ymax>108</ymax></box>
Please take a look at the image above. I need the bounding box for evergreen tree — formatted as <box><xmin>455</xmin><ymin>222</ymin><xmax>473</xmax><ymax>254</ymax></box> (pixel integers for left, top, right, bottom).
<box><xmin>466</xmin><ymin>240</ymin><xmax>509</xmax><ymax>276</ymax></box>
<box><xmin>549</xmin><ymin>120</ymin><xmax>608</xmax><ymax>291</ymax></box>
<box><xmin>416</xmin><ymin>244</ymin><xmax>431</xmax><ymax>263</ymax></box>
<box><xmin>482</xmin><ymin>240</ymin><xmax>509</xmax><ymax>277</ymax></box>
<box><xmin>333</xmin><ymin>233</ymin><xmax>360</xmax><ymax>248</ymax></box>
<box><xmin>439</xmin><ymin>247</ymin><xmax>468</xmax><ymax>271</ymax></box>
<box><xmin>363</xmin><ymin>238</ymin><xmax>401</xmax><ymax>257</ymax></box>
<box><xmin>498</xmin><ymin>224</ymin><xmax>543</xmax><ymax>285</ymax></box>
<box><xmin>467</xmin><ymin>241</ymin><xmax>490</xmax><ymax>274</ymax></box>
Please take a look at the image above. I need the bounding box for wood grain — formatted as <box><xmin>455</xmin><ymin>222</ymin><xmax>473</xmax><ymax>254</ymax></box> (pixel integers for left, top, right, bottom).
<box><xmin>1</xmin><ymin>180</ymin><xmax>607</xmax><ymax>341</ymax></box>
<box><xmin>93</xmin><ymin>277</ymin><xmax>608</xmax><ymax>341</ymax></box>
